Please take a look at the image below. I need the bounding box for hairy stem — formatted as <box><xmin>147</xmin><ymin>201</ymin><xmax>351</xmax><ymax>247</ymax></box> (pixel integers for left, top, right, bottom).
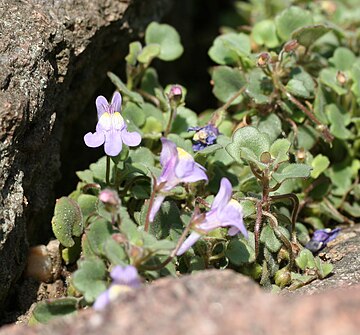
<box><xmin>106</xmin><ymin>156</ymin><xmax>111</xmax><ymax>186</ymax></box>
<box><xmin>144</xmin><ymin>178</ymin><xmax>157</xmax><ymax>232</ymax></box>
<box><xmin>254</xmin><ymin>201</ymin><xmax>263</xmax><ymax>259</ymax></box>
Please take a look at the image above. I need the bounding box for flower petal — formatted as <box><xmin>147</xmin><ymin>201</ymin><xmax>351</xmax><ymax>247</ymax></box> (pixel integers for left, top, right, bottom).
<box><xmin>111</xmin><ymin>92</ymin><xmax>122</xmax><ymax>113</ymax></box>
<box><xmin>84</xmin><ymin>131</ymin><xmax>105</xmax><ymax>148</ymax></box>
<box><xmin>96</xmin><ymin>96</ymin><xmax>109</xmax><ymax>119</ymax></box>
<box><xmin>93</xmin><ymin>289</ymin><xmax>110</xmax><ymax>311</ymax></box>
<box><xmin>176</xmin><ymin>232</ymin><xmax>201</xmax><ymax>256</ymax></box>
<box><xmin>212</xmin><ymin>178</ymin><xmax>233</xmax><ymax>212</ymax></box>
<box><xmin>121</xmin><ymin>128</ymin><xmax>142</xmax><ymax>147</ymax></box>
<box><xmin>160</xmin><ymin>138</ymin><xmax>178</xmax><ymax>167</ymax></box>
<box><xmin>104</xmin><ymin>131</ymin><xmax>122</xmax><ymax>156</ymax></box>
<box><xmin>149</xmin><ymin>194</ymin><xmax>165</xmax><ymax>222</ymax></box>
<box><xmin>179</xmin><ymin>165</ymin><xmax>208</xmax><ymax>183</ymax></box>
<box><xmin>111</xmin><ymin>265</ymin><xmax>141</xmax><ymax>288</ymax></box>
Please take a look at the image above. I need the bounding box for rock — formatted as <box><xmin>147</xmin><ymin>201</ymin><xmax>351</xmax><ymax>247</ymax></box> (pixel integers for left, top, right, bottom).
<box><xmin>1</xmin><ymin>269</ymin><xmax>360</xmax><ymax>335</ymax></box>
<box><xmin>0</xmin><ymin>0</ymin><xmax>174</xmax><ymax>312</ymax></box>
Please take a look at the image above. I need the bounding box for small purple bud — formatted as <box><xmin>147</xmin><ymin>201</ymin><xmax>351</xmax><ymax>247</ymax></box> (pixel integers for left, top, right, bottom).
<box><xmin>168</xmin><ymin>85</ymin><xmax>183</xmax><ymax>104</ymax></box>
<box><xmin>257</xmin><ymin>52</ymin><xmax>271</xmax><ymax>67</ymax></box>
<box><xmin>99</xmin><ymin>189</ymin><xmax>120</xmax><ymax>210</ymax></box>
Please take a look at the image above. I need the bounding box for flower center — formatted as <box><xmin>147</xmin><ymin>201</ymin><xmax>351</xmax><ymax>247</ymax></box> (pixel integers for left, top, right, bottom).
<box><xmin>177</xmin><ymin>147</ymin><xmax>192</xmax><ymax>160</ymax></box>
<box><xmin>98</xmin><ymin>112</ymin><xmax>125</xmax><ymax>131</ymax></box>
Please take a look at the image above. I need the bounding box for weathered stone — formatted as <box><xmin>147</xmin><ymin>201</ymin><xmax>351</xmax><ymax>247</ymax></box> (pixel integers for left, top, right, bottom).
<box><xmin>1</xmin><ymin>269</ymin><xmax>360</xmax><ymax>335</ymax></box>
<box><xmin>0</xmin><ymin>0</ymin><xmax>174</xmax><ymax>312</ymax></box>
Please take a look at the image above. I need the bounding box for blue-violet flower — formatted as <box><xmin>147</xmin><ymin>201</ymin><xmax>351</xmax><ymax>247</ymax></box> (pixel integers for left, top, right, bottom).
<box><xmin>188</xmin><ymin>124</ymin><xmax>220</xmax><ymax>152</ymax></box>
<box><xmin>177</xmin><ymin>177</ymin><xmax>247</xmax><ymax>256</ymax></box>
<box><xmin>149</xmin><ymin>138</ymin><xmax>208</xmax><ymax>222</ymax></box>
<box><xmin>93</xmin><ymin>265</ymin><xmax>141</xmax><ymax>311</ymax></box>
<box><xmin>84</xmin><ymin>92</ymin><xmax>141</xmax><ymax>156</ymax></box>
<box><xmin>305</xmin><ymin>228</ymin><xmax>341</xmax><ymax>253</ymax></box>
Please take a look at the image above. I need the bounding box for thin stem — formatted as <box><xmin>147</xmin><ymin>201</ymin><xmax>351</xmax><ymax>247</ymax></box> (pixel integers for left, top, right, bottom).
<box><xmin>254</xmin><ymin>201</ymin><xmax>263</xmax><ymax>259</ymax></box>
<box><xmin>144</xmin><ymin>183</ymin><xmax>157</xmax><ymax>232</ymax></box>
<box><xmin>140</xmin><ymin>219</ymin><xmax>194</xmax><ymax>271</ymax></box>
<box><xmin>106</xmin><ymin>156</ymin><xmax>111</xmax><ymax>186</ymax></box>
<box><xmin>137</xmin><ymin>89</ymin><xmax>160</xmax><ymax>107</ymax></box>
<box><xmin>214</xmin><ymin>86</ymin><xmax>246</xmax><ymax>114</ymax></box>
<box><xmin>164</xmin><ymin>106</ymin><xmax>177</xmax><ymax>137</ymax></box>
<box><xmin>270</xmin><ymin>193</ymin><xmax>300</xmax><ymax>244</ymax></box>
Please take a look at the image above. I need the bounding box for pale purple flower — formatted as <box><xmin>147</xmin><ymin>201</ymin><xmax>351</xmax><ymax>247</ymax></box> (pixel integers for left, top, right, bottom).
<box><xmin>84</xmin><ymin>92</ymin><xmax>141</xmax><ymax>156</ymax></box>
<box><xmin>93</xmin><ymin>265</ymin><xmax>141</xmax><ymax>311</ymax></box>
<box><xmin>176</xmin><ymin>178</ymin><xmax>247</xmax><ymax>256</ymax></box>
<box><xmin>305</xmin><ymin>228</ymin><xmax>341</xmax><ymax>253</ymax></box>
<box><xmin>149</xmin><ymin>138</ymin><xmax>208</xmax><ymax>222</ymax></box>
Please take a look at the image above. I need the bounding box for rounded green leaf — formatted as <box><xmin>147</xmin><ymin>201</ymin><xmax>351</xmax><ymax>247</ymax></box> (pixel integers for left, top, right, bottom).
<box><xmin>137</xmin><ymin>44</ymin><xmax>161</xmax><ymax>64</ymax></box>
<box><xmin>226</xmin><ymin>235</ymin><xmax>255</xmax><ymax>265</ymax></box>
<box><xmin>292</xmin><ymin>24</ymin><xmax>332</xmax><ymax>48</ymax></box>
<box><xmin>275</xmin><ymin>6</ymin><xmax>313</xmax><ymax>41</ymax></box>
<box><xmin>226</xmin><ymin>126</ymin><xmax>271</xmax><ymax>166</ymax></box>
<box><xmin>212</xmin><ymin>66</ymin><xmax>246</xmax><ymax>104</ymax></box>
<box><xmin>29</xmin><ymin>298</ymin><xmax>78</xmax><ymax>325</ymax></box>
<box><xmin>270</xmin><ymin>138</ymin><xmax>291</xmax><ymax>165</ymax></box>
<box><xmin>272</xmin><ymin>163</ymin><xmax>312</xmax><ymax>184</ymax></box>
<box><xmin>208</xmin><ymin>32</ymin><xmax>251</xmax><ymax>65</ymax></box>
<box><xmin>52</xmin><ymin>197</ymin><xmax>83</xmax><ymax>248</ymax></box>
<box><xmin>86</xmin><ymin>219</ymin><xmax>114</xmax><ymax>256</ymax></box>
<box><xmin>145</xmin><ymin>22</ymin><xmax>183</xmax><ymax>61</ymax></box>
<box><xmin>320</xmin><ymin>68</ymin><xmax>347</xmax><ymax>95</ymax></box>
<box><xmin>72</xmin><ymin>257</ymin><xmax>107</xmax><ymax>303</ymax></box>
<box><xmin>125</xmin><ymin>41</ymin><xmax>142</xmax><ymax>66</ymax></box>
<box><xmin>311</xmin><ymin>154</ymin><xmax>330</xmax><ymax>179</ymax></box>
<box><xmin>329</xmin><ymin>47</ymin><xmax>356</xmax><ymax>71</ymax></box>
<box><xmin>252</xmin><ymin>19</ymin><xmax>280</xmax><ymax>48</ymax></box>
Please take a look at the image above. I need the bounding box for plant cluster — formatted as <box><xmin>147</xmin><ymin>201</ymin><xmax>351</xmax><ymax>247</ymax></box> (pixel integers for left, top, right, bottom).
<box><xmin>30</xmin><ymin>1</ymin><xmax>360</xmax><ymax>324</ymax></box>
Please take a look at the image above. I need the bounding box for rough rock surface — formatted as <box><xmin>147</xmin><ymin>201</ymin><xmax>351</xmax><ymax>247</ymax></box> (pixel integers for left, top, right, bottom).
<box><xmin>0</xmin><ymin>0</ymin><xmax>173</xmax><ymax>312</ymax></box>
<box><xmin>1</xmin><ymin>268</ymin><xmax>360</xmax><ymax>335</ymax></box>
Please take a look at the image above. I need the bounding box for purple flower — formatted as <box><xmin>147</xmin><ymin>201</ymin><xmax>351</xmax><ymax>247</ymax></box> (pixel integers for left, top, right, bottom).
<box><xmin>188</xmin><ymin>124</ymin><xmax>220</xmax><ymax>151</ymax></box>
<box><xmin>93</xmin><ymin>265</ymin><xmax>141</xmax><ymax>311</ymax></box>
<box><xmin>305</xmin><ymin>228</ymin><xmax>341</xmax><ymax>253</ymax></box>
<box><xmin>149</xmin><ymin>138</ymin><xmax>208</xmax><ymax>222</ymax></box>
<box><xmin>84</xmin><ymin>92</ymin><xmax>141</xmax><ymax>156</ymax></box>
<box><xmin>176</xmin><ymin>178</ymin><xmax>247</xmax><ymax>256</ymax></box>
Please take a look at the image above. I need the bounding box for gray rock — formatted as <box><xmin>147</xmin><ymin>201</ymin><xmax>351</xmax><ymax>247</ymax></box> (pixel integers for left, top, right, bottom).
<box><xmin>1</xmin><ymin>269</ymin><xmax>360</xmax><ymax>335</ymax></box>
<box><xmin>0</xmin><ymin>0</ymin><xmax>173</xmax><ymax>311</ymax></box>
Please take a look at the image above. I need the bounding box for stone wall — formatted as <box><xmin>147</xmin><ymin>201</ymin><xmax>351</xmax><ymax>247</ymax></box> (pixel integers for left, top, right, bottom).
<box><xmin>0</xmin><ymin>0</ymin><xmax>173</xmax><ymax>312</ymax></box>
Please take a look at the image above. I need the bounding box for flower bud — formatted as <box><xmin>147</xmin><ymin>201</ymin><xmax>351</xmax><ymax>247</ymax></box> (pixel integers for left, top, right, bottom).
<box><xmin>274</xmin><ymin>266</ymin><xmax>291</xmax><ymax>288</ymax></box>
<box><xmin>283</xmin><ymin>40</ymin><xmax>299</xmax><ymax>53</ymax></box>
<box><xmin>168</xmin><ymin>85</ymin><xmax>183</xmax><ymax>104</ymax></box>
<box><xmin>336</xmin><ymin>71</ymin><xmax>347</xmax><ymax>86</ymax></box>
<box><xmin>99</xmin><ymin>189</ymin><xmax>120</xmax><ymax>211</ymax></box>
<box><xmin>257</xmin><ymin>52</ymin><xmax>271</xmax><ymax>67</ymax></box>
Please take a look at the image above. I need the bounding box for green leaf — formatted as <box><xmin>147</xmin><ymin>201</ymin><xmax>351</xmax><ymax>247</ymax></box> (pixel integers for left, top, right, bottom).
<box><xmin>270</xmin><ymin>138</ymin><xmax>291</xmax><ymax>165</ymax></box>
<box><xmin>125</xmin><ymin>41</ymin><xmax>142</xmax><ymax>66</ymax></box>
<box><xmin>314</xmin><ymin>257</ymin><xmax>333</xmax><ymax>279</ymax></box>
<box><xmin>122</xmin><ymin>102</ymin><xmax>146</xmax><ymax>128</ymax></box>
<box><xmin>275</xmin><ymin>6</ymin><xmax>313</xmax><ymax>41</ymax></box>
<box><xmin>226</xmin><ymin>234</ymin><xmax>256</xmax><ymax>265</ymax></box>
<box><xmin>104</xmin><ymin>238</ymin><xmax>128</xmax><ymax>265</ymax></box>
<box><xmin>141</xmin><ymin>67</ymin><xmax>160</xmax><ymax>96</ymax></box>
<box><xmin>326</xmin><ymin>103</ymin><xmax>352</xmax><ymax>139</ymax></box>
<box><xmin>208</xmin><ymin>32</ymin><xmax>251</xmax><ymax>65</ymax></box>
<box><xmin>320</xmin><ymin>68</ymin><xmax>347</xmax><ymax>95</ymax></box>
<box><xmin>62</xmin><ymin>237</ymin><xmax>81</xmax><ymax>265</ymax></box>
<box><xmin>286</xmin><ymin>79</ymin><xmax>311</xmax><ymax>98</ymax></box>
<box><xmin>212</xmin><ymin>66</ymin><xmax>246</xmax><ymax>104</ymax></box>
<box><xmin>245</xmin><ymin>68</ymin><xmax>273</xmax><ymax>105</ymax></box>
<box><xmin>129</xmin><ymin>146</ymin><xmax>155</xmax><ymax>167</ymax></box>
<box><xmin>52</xmin><ymin>197</ymin><xmax>83</xmax><ymax>248</ymax></box>
<box><xmin>107</xmin><ymin>72</ymin><xmax>144</xmax><ymax>104</ymax></box>
<box><xmin>137</xmin><ymin>44</ymin><xmax>161</xmax><ymax>64</ymax></box>
<box><xmin>171</xmin><ymin>107</ymin><xmax>198</xmax><ymax>137</ymax></box>
<box><xmin>252</xmin><ymin>19</ymin><xmax>280</xmax><ymax>48</ymax></box>
<box><xmin>313</xmin><ymin>84</ymin><xmax>329</xmax><ymax>124</ymax></box>
<box><xmin>295</xmin><ymin>249</ymin><xmax>316</xmax><ymax>270</ymax></box>
<box><xmin>239</xmin><ymin>200</ymin><xmax>256</xmax><ymax>218</ymax></box>
<box><xmin>77</xmin><ymin>194</ymin><xmax>97</xmax><ymax>220</ymax></box>
<box><xmin>145</xmin><ymin>22</ymin><xmax>183</xmax><ymax>61</ymax></box>
<box><xmin>256</xmin><ymin>113</ymin><xmax>282</xmax><ymax>143</ymax></box>
<box><xmin>329</xmin><ymin>47</ymin><xmax>356</xmax><ymax>71</ymax></box>
<box><xmin>72</xmin><ymin>257</ymin><xmax>107</xmax><ymax>303</ymax></box>
<box><xmin>292</xmin><ymin>24</ymin><xmax>332</xmax><ymax>48</ymax></box>
<box><xmin>86</xmin><ymin>219</ymin><xmax>114</xmax><ymax>256</ymax></box>
<box><xmin>29</xmin><ymin>298</ymin><xmax>78</xmax><ymax>325</ymax></box>
<box><xmin>226</xmin><ymin>126</ymin><xmax>271</xmax><ymax>167</ymax></box>
<box><xmin>272</xmin><ymin>163</ymin><xmax>312</xmax><ymax>183</ymax></box>
<box><xmin>260</xmin><ymin>225</ymin><xmax>283</xmax><ymax>253</ymax></box>
<box><xmin>311</xmin><ymin>154</ymin><xmax>330</xmax><ymax>179</ymax></box>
